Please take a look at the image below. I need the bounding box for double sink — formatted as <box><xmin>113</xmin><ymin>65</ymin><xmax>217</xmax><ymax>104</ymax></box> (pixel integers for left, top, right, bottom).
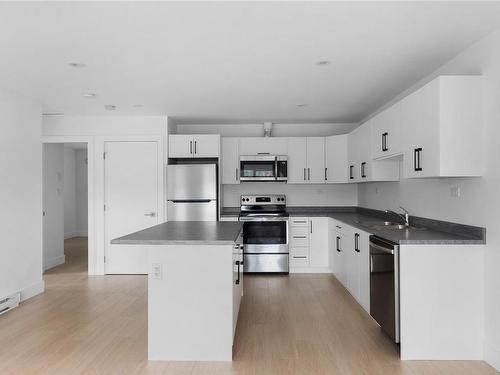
<box><xmin>356</xmin><ymin>220</ymin><xmax>427</xmax><ymax>231</ymax></box>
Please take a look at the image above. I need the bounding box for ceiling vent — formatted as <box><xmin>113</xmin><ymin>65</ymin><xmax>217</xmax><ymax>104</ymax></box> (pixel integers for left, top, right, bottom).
<box><xmin>263</xmin><ymin>122</ymin><xmax>273</xmax><ymax>137</ymax></box>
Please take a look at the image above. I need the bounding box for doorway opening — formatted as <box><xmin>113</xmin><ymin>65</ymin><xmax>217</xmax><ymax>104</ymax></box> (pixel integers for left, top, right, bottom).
<box><xmin>42</xmin><ymin>142</ymin><xmax>89</xmax><ymax>275</ymax></box>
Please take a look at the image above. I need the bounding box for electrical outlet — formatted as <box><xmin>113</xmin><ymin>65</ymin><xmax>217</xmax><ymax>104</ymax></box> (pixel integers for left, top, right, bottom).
<box><xmin>152</xmin><ymin>263</ymin><xmax>162</xmax><ymax>280</ymax></box>
<box><xmin>450</xmin><ymin>186</ymin><xmax>460</xmax><ymax>198</ymax></box>
<box><xmin>375</xmin><ymin>186</ymin><xmax>379</xmax><ymax>194</ymax></box>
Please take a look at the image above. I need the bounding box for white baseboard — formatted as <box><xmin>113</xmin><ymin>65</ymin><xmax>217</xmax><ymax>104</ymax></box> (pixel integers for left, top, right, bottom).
<box><xmin>485</xmin><ymin>340</ymin><xmax>500</xmax><ymax>371</ymax></box>
<box><xmin>20</xmin><ymin>280</ymin><xmax>45</xmax><ymax>302</ymax></box>
<box><xmin>43</xmin><ymin>255</ymin><xmax>65</xmax><ymax>271</ymax></box>
<box><xmin>64</xmin><ymin>230</ymin><xmax>87</xmax><ymax>239</ymax></box>
<box><xmin>290</xmin><ymin>267</ymin><xmax>331</xmax><ymax>274</ymax></box>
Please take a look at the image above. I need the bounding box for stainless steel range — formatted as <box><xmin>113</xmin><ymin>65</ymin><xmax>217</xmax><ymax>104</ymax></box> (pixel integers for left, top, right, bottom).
<box><xmin>239</xmin><ymin>195</ymin><xmax>289</xmax><ymax>273</ymax></box>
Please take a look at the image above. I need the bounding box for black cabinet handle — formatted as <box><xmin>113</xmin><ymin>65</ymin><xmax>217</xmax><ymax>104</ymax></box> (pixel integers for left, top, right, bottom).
<box><xmin>382</xmin><ymin>132</ymin><xmax>388</xmax><ymax>152</ymax></box>
<box><xmin>361</xmin><ymin>162</ymin><xmax>367</xmax><ymax>178</ymax></box>
<box><xmin>354</xmin><ymin>233</ymin><xmax>360</xmax><ymax>253</ymax></box>
<box><xmin>336</xmin><ymin>236</ymin><xmax>341</xmax><ymax>252</ymax></box>
<box><xmin>414</xmin><ymin>148</ymin><xmax>423</xmax><ymax>171</ymax></box>
<box><xmin>349</xmin><ymin>165</ymin><xmax>354</xmax><ymax>180</ymax></box>
<box><xmin>235</xmin><ymin>260</ymin><xmax>240</xmax><ymax>285</ymax></box>
<box><xmin>325</xmin><ymin>167</ymin><xmax>328</xmax><ymax>181</ymax></box>
<box><xmin>190</xmin><ymin>141</ymin><xmax>193</xmax><ymax>154</ymax></box>
<box><xmin>194</xmin><ymin>141</ymin><xmax>197</xmax><ymax>154</ymax></box>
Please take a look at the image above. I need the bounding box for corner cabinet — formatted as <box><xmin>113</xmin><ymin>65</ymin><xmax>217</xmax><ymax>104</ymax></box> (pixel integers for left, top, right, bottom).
<box><xmin>221</xmin><ymin>138</ymin><xmax>240</xmax><ymax>184</ymax></box>
<box><xmin>401</xmin><ymin>75</ymin><xmax>483</xmax><ymax>178</ymax></box>
<box><xmin>168</xmin><ymin>134</ymin><xmax>220</xmax><ymax>158</ymax></box>
<box><xmin>371</xmin><ymin>100</ymin><xmax>404</xmax><ymax>159</ymax></box>
<box><xmin>348</xmin><ymin>124</ymin><xmax>399</xmax><ymax>183</ymax></box>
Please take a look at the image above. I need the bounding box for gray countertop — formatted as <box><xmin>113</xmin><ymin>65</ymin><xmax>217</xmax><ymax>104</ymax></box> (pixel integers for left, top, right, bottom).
<box><xmin>221</xmin><ymin>206</ymin><xmax>485</xmax><ymax>245</ymax></box>
<box><xmin>111</xmin><ymin>221</ymin><xmax>243</xmax><ymax>245</ymax></box>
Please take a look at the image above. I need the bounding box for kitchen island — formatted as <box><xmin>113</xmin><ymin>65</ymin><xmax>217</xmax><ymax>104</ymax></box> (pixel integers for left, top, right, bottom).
<box><xmin>112</xmin><ymin>221</ymin><xmax>244</xmax><ymax>361</ymax></box>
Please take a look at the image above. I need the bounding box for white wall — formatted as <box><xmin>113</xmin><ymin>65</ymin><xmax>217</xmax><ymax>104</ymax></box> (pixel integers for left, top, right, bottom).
<box><xmin>357</xmin><ymin>30</ymin><xmax>500</xmax><ymax>370</ymax></box>
<box><xmin>75</xmin><ymin>149</ymin><xmax>88</xmax><ymax>236</ymax></box>
<box><xmin>63</xmin><ymin>147</ymin><xmax>77</xmax><ymax>238</ymax></box>
<box><xmin>0</xmin><ymin>89</ymin><xmax>44</xmax><ymax>301</ymax></box>
<box><xmin>63</xmin><ymin>147</ymin><xmax>88</xmax><ymax>238</ymax></box>
<box><xmin>223</xmin><ymin>184</ymin><xmax>357</xmax><ymax>207</ymax></box>
<box><xmin>43</xmin><ymin>144</ymin><xmax>65</xmax><ymax>270</ymax></box>
<box><xmin>176</xmin><ymin>122</ymin><xmax>357</xmax><ymax>137</ymax></box>
<box><xmin>43</xmin><ymin>115</ymin><xmax>166</xmax><ymax>275</ymax></box>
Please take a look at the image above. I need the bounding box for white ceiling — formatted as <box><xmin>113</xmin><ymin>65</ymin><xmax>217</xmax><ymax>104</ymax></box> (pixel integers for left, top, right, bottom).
<box><xmin>1</xmin><ymin>1</ymin><xmax>500</xmax><ymax>123</ymax></box>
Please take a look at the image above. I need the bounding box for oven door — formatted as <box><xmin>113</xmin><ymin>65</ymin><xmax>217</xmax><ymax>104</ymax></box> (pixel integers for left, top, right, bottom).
<box><xmin>240</xmin><ymin>156</ymin><xmax>277</xmax><ymax>181</ymax></box>
<box><xmin>242</xmin><ymin>220</ymin><xmax>288</xmax><ymax>254</ymax></box>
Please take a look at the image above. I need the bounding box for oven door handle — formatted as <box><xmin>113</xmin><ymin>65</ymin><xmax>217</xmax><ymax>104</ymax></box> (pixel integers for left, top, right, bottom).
<box><xmin>369</xmin><ymin>241</ymin><xmax>395</xmax><ymax>254</ymax></box>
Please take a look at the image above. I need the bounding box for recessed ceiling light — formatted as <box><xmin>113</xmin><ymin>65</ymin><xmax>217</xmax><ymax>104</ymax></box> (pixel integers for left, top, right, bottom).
<box><xmin>316</xmin><ymin>60</ymin><xmax>331</xmax><ymax>66</ymax></box>
<box><xmin>68</xmin><ymin>62</ymin><xmax>86</xmax><ymax>68</ymax></box>
<box><xmin>83</xmin><ymin>92</ymin><xmax>96</xmax><ymax>98</ymax></box>
<box><xmin>133</xmin><ymin>104</ymin><xmax>144</xmax><ymax>108</ymax></box>
<box><xmin>296</xmin><ymin>103</ymin><xmax>307</xmax><ymax>107</ymax></box>
<box><xmin>104</xmin><ymin>105</ymin><xmax>116</xmax><ymax>111</ymax></box>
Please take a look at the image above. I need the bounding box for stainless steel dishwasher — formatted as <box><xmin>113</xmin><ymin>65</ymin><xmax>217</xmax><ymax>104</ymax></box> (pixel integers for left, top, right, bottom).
<box><xmin>369</xmin><ymin>235</ymin><xmax>400</xmax><ymax>343</ymax></box>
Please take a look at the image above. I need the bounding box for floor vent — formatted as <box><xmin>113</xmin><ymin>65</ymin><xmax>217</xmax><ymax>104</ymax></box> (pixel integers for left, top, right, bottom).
<box><xmin>0</xmin><ymin>293</ymin><xmax>21</xmax><ymax>316</ymax></box>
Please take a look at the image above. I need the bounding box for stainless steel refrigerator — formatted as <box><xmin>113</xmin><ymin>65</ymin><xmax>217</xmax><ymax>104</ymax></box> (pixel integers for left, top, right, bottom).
<box><xmin>167</xmin><ymin>164</ymin><xmax>218</xmax><ymax>221</ymax></box>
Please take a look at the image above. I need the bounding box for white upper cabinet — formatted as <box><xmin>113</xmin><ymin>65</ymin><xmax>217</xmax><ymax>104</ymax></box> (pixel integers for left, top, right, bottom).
<box><xmin>238</xmin><ymin>137</ymin><xmax>287</xmax><ymax>155</ymax></box>
<box><xmin>325</xmin><ymin>135</ymin><xmax>348</xmax><ymax>183</ymax></box>
<box><xmin>168</xmin><ymin>134</ymin><xmax>194</xmax><ymax>158</ymax></box>
<box><xmin>401</xmin><ymin>76</ymin><xmax>483</xmax><ymax>178</ymax></box>
<box><xmin>287</xmin><ymin>137</ymin><xmax>326</xmax><ymax>184</ymax></box>
<box><xmin>348</xmin><ymin>123</ymin><xmax>399</xmax><ymax>183</ymax></box>
<box><xmin>221</xmin><ymin>138</ymin><xmax>240</xmax><ymax>184</ymax></box>
<box><xmin>306</xmin><ymin>137</ymin><xmax>326</xmax><ymax>184</ymax></box>
<box><xmin>287</xmin><ymin>138</ymin><xmax>308</xmax><ymax>183</ymax></box>
<box><xmin>193</xmin><ymin>135</ymin><xmax>220</xmax><ymax>157</ymax></box>
<box><xmin>169</xmin><ymin>134</ymin><xmax>220</xmax><ymax>158</ymax></box>
<box><xmin>371</xmin><ymin>100</ymin><xmax>404</xmax><ymax>159</ymax></box>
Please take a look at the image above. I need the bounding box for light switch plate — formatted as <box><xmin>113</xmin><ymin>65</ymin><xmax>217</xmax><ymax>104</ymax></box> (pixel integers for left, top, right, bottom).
<box><xmin>450</xmin><ymin>186</ymin><xmax>460</xmax><ymax>197</ymax></box>
<box><xmin>152</xmin><ymin>263</ymin><xmax>162</xmax><ymax>280</ymax></box>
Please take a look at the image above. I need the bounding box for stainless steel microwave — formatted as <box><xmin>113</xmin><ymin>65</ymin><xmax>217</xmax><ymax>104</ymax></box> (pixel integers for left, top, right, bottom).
<box><xmin>239</xmin><ymin>155</ymin><xmax>287</xmax><ymax>182</ymax></box>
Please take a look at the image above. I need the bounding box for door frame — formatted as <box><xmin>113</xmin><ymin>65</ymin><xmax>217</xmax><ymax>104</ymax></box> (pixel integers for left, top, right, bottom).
<box><xmin>42</xmin><ymin>136</ymin><xmax>95</xmax><ymax>274</ymax></box>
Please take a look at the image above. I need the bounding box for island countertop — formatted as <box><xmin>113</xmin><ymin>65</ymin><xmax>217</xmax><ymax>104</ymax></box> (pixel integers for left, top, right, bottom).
<box><xmin>111</xmin><ymin>221</ymin><xmax>243</xmax><ymax>245</ymax></box>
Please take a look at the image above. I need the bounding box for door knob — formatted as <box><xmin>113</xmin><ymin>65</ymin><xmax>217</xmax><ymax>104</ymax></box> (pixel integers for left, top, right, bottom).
<box><xmin>144</xmin><ymin>212</ymin><xmax>156</xmax><ymax>217</ymax></box>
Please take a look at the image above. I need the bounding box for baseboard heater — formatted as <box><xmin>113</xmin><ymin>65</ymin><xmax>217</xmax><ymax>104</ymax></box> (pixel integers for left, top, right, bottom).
<box><xmin>0</xmin><ymin>293</ymin><xmax>21</xmax><ymax>316</ymax></box>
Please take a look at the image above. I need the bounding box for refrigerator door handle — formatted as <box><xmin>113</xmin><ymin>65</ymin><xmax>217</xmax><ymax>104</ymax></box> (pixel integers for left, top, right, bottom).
<box><xmin>170</xmin><ymin>199</ymin><xmax>213</xmax><ymax>203</ymax></box>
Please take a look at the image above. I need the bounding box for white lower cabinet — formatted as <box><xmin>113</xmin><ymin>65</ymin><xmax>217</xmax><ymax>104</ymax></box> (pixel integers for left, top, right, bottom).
<box><xmin>290</xmin><ymin>216</ymin><xmax>370</xmax><ymax>312</ymax></box>
<box><xmin>289</xmin><ymin>217</ymin><xmax>329</xmax><ymax>272</ymax></box>
<box><xmin>331</xmin><ymin>220</ymin><xmax>370</xmax><ymax>313</ymax></box>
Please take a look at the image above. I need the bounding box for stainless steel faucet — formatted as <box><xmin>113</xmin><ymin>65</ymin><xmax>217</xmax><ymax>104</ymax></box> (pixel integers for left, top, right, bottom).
<box><xmin>385</xmin><ymin>206</ymin><xmax>410</xmax><ymax>226</ymax></box>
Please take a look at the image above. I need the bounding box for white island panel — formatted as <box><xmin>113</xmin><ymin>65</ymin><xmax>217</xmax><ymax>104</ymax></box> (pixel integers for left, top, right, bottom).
<box><xmin>148</xmin><ymin>244</ymin><xmax>238</xmax><ymax>361</ymax></box>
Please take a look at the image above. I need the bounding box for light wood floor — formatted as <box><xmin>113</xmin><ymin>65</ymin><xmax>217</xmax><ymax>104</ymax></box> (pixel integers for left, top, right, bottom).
<box><xmin>0</xmin><ymin>237</ymin><xmax>495</xmax><ymax>375</ymax></box>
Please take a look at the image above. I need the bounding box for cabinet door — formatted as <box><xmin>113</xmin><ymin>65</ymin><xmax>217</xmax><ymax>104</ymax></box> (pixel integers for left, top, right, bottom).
<box><xmin>221</xmin><ymin>138</ymin><xmax>240</xmax><ymax>184</ymax></box>
<box><xmin>306</xmin><ymin>137</ymin><xmax>326</xmax><ymax>184</ymax></box>
<box><xmin>357</xmin><ymin>231</ymin><xmax>370</xmax><ymax>313</ymax></box>
<box><xmin>239</xmin><ymin>137</ymin><xmax>287</xmax><ymax>155</ymax></box>
<box><xmin>309</xmin><ymin>217</ymin><xmax>329</xmax><ymax>267</ymax></box>
<box><xmin>347</xmin><ymin>127</ymin><xmax>361</xmax><ymax>183</ymax></box>
<box><xmin>371</xmin><ymin>101</ymin><xmax>403</xmax><ymax>159</ymax></box>
<box><xmin>333</xmin><ymin>232</ymin><xmax>346</xmax><ymax>285</ymax></box>
<box><xmin>193</xmin><ymin>135</ymin><xmax>220</xmax><ymax>157</ymax></box>
<box><xmin>402</xmin><ymin>79</ymin><xmax>440</xmax><ymax>178</ymax></box>
<box><xmin>287</xmin><ymin>138</ymin><xmax>308</xmax><ymax>184</ymax></box>
<box><xmin>168</xmin><ymin>135</ymin><xmax>193</xmax><ymax>158</ymax></box>
<box><xmin>325</xmin><ymin>135</ymin><xmax>348</xmax><ymax>183</ymax></box>
<box><xmin>345</xmin><ymin>228</ymin><xmax>359</xmax><ymax>299</ymax></box>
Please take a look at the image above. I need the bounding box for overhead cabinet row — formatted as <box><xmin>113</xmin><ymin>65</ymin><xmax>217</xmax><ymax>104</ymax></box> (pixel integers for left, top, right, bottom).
<box><xmin>369</xmin><ymin>75</ymin><xmax>483</xmax><ymax>177</ymax></box>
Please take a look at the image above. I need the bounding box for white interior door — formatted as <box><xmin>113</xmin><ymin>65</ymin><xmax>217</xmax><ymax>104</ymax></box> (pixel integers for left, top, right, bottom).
<box><xmin>42</xmin><ymin>144</ymin><xmax>65</xmax><ymax>272</ymax></box>
<box><xmin>105</xmin><ymin>141</ymin><xmax>158</xmax><ymax>274</ymax></box>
